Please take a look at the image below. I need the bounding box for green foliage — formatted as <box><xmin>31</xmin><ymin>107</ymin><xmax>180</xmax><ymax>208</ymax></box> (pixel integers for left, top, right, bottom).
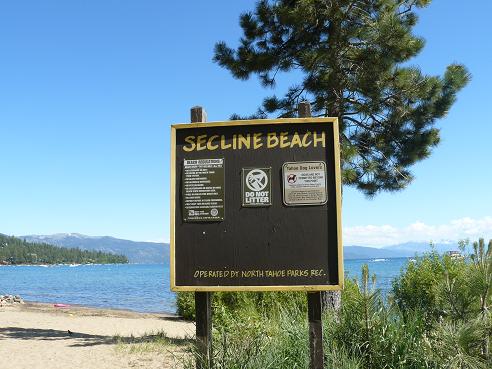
<box><xmin>470</xmin><ymin>238</ymin><xmax>492</xmax><ymax>315</ymax></box>
<box><xmin>214</xmin><ymin>0</ymin><xmax>469</xmax><ymax>196</ymax></box>
<box><xmin>183</xmin><ymin>306</ymin><xmax>310</xmax><ymax>369</ymax></box>
<box><xmin>385</xmin><ymin>240</ymin><xmax>492</xmax><ymax>367</ymax></box>
<box><xmin>326</xmin><ymin>269</ymin><xmax>432</xmax><ymax>368</ymax></box>
<box><xmin>393</xmin><ymin>242</ymin><xmax>492</xmax><ymax>323</ymax></box>
<box><xmin>392</xmin><ymin>250</ymin><xmax>445</xmax><ymax>319</ymax></box>
<box><xmin>176</xmin><ymin>239</ymin><xmax>492</xmax><ymax>368</ymax></box>
<box><xmin>176</xmin><ymin>292</ymin><xmax>195</xmax><ymax>320</ymax></box>
<box><xmin>176</xmin><ymin>290</ymin><xmax>306</xmax><ymax>321</ymax></box>
<box><xmin>424</xmin><ymin>318</ymin><xmax>492</xmax><ymax>369</ymax></box>
<box><xmin>0</xmin><ymin>234</ymin><xmax>128</xmax><ymax>265</ymax></box>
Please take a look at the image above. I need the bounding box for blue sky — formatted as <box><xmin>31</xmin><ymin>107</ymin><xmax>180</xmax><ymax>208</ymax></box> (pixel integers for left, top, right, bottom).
<box><xmin>1</xmin><ymin>1</ymin><xmax>491</xmax><ymax>245</ymax></box>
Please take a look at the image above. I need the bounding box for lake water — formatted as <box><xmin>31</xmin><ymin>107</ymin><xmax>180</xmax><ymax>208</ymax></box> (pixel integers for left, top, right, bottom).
<box><xmin>0</xmin><ymin>258</ymin><xmax>409</xmax><ymax>314</ymax></box>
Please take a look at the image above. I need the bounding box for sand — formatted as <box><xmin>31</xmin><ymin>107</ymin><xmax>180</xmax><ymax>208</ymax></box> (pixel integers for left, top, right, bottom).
<box><xmin>0</xmin><ymin>303</ymin><xmax>194</xmax><ymax>369</ymax></box>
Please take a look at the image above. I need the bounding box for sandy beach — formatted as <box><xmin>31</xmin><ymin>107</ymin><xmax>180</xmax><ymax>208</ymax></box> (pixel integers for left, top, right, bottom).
<box><xmin>0</xmin><ymin>302</ymin><xmax>194</xmax><ymax>369</ymax></box>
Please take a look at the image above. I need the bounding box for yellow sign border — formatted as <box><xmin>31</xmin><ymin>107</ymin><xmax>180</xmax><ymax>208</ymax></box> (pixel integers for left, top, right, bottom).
<box><xmin>170</xmin><ymin>117</ymin><xmax>343</xmax><ymax>292</ymax></box>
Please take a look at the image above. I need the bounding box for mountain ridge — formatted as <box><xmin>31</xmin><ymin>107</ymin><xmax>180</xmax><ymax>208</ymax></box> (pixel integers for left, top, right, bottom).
<box><xmin>20</xmin><ymin>233</ymin><xmax>169</xmax><ymax>264</ymax></box>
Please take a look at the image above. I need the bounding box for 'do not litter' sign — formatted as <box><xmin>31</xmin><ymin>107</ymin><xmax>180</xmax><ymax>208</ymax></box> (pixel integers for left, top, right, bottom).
<box><xmin>170</xmin><ymin>118</ymin><xmax>343</xmax><ymax>291</ymax></box>
<box><xmin>242</xmin><ymin>168</ymin><xmax>272</xmax><ymax>207</ymax></box>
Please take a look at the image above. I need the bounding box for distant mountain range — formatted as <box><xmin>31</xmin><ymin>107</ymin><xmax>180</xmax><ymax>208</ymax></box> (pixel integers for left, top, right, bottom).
<box><xmin>20</xmin><ymin>233</ymin><xmax>168</xmax><ymax>264</ymax></box>
<box><xmin>344</xmin><ymin>242</ymin><xmax>460</xmax><ymax>260</ymax></box>
<box><xmin>15</xmin><ymin>233</ymin><xmax>463</xmax><ymax>264</ymax></box>
<box><xmin>344</xmin><ymin>246</ymin><xmax>405</xmax><ymax>260</ymax></box>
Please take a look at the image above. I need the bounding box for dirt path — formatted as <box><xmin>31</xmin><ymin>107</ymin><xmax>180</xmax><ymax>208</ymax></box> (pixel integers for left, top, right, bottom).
<box><xmin>0</xmin><ymin>303</ymin><xmax>194</xmax><ymax>369</ymax></box>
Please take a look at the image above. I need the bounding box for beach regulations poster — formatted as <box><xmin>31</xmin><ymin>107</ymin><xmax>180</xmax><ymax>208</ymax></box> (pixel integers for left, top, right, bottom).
<box><xmin>182</xmin><ymin>158</ymin><xmax>225</xmax><ymax>222</ymax></box>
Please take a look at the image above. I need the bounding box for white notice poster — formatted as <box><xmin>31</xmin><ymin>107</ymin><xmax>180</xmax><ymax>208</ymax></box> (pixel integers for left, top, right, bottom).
<box><xmin>282</xmin><ymin>161</ymin><xmax>327</xmax><ymax>206</ymax></box>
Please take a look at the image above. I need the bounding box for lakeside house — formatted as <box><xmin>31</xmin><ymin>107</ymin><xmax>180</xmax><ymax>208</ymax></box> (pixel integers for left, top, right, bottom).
<box><xmin>446</xmin><ymin>250</ymin><xmax>464</xmax><ymax>259</ymax></box>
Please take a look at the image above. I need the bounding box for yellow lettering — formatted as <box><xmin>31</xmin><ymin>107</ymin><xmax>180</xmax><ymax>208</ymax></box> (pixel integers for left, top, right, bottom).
<box><xmin>313</xmin><ymin>131</ymin><xmax>325</xmax><ymax>147</ymax></box>
<box><xmin>253</xmin><ymin>132</ymin><xmax>263</xmax><ymax>149</ymax></box>
<box><xmin>238</xmin><ymin>134</ymin><xmax>251</xmax><ymax>149</ymax></box>
<box><xmin>184</xmin><ymin>130</ymin><xmax>322</xmax><ymax>151</ymax></box>
<box><xmin>267</xmin><ymin>132</ymin><xmax>279</xmax><ymax>148</ymax></box>
<box><xmin>207</xmin><ymin>135</ymin><xmax>219</xmax><ymax>150</ymax></box>
<box><xmin>183</xmin><ymin>135</ymin><xmax>196</xmax><ymax>152</ymax></box>
<box><xmin>220</xmin><ymin>135</ymin><xmax>231</xmax><ymax>150</ymax></box>
<box><xmin>279</xmin><ymin>132</ymin><xmax>290</xmax><ymax>148</ymax></box>
<box><xmin>290</xmin><ymin>132</ymin><xmax>302</xmax><ymax>148</ymax></box>
<box><xmin>302</xmin><ymin>131</ymin><xmax>312</xmax><ymax>147</ymax></box>
<box><xmin>196</xmin><ymin>134</ymin><xmax>207</xmax><ymax>151</ymax></box>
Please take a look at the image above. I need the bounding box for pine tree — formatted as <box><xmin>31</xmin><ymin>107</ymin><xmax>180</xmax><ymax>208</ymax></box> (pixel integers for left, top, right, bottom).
<box><xmin>214</xmin><ymin>0</ymin><xmax>469</xmax><ymax>196</ymax></box>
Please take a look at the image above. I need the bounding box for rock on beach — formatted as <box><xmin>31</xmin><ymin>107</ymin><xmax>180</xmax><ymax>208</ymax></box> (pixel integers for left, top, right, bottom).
<box><xmin>0</xmin><ymin>294</ymin><xmax>24</xmax><ymax>306</ymax></box>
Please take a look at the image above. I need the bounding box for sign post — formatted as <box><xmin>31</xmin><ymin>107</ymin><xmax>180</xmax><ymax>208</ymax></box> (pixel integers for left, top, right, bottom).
<box><xmin>189</xmin><ymin>106</ymin><xmax>213</xmax><ymax>369</ymax></box>
<box><xmin>298</xmin><ymin>101</ymin><xmax>324</xmax><ymax>369</ymax></box>
<box><xmin>171</xmin><ymin>103</ymin><xmax>343</xmax><ymax>369</ymax></box>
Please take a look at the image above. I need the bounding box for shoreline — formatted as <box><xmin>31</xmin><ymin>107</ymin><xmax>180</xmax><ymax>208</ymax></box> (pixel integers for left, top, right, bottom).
<box><xmin>1</xmin><ymin>295</ymin><xmax>178</xmax><ymax>316</ymax></box>
<box><xmin>0</xmin><ymin>262</ymin><xmax>130</xmax><ymax>267</ymax></box>
<box><xmin>22</xmin><ymin>294</ymin><xmax>179</xmax><ymax>318</ymax></box>
<box><xmin>19</xmin><ymin>300</ymin><xmax>181</xmax><ymax>319</ymax></box>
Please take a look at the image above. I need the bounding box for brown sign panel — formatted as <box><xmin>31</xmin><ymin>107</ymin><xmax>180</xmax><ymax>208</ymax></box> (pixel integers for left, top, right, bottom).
<box><xmin>170</xmin><ymin>118</ymin><xmax>343</xmax><ymax>291</ymax></box>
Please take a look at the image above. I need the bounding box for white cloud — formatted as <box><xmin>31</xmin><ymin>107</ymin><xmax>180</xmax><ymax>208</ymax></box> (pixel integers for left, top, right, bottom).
<box><xmin>144</xmin><ymin>238</ymin><xmax>168</xmax><ymax>244</ymax></box>
<box><xmin>343</xmin><ymin>216</ymin><xmax>492</xmax><ymax>247</ymax></box>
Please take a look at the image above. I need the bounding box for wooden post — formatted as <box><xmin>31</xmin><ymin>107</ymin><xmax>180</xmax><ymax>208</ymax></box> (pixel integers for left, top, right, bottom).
<box><xmin>298</xmin><ymin>100</ymin><xmax>312</xmax><ymax>118</ymax></box>
<box><xmin>195</xmin><ymin>292</ymin><xmax>212</xmax><ymax>367</ymax></box>
<box><xmin>191</xmin><ymin>106</ymin><xmax>213</xmax><ymax>369</ymax></box>
<box><xmin>308</xmin><ymin>292</ymin><xmax>324</xmax><ymax>369</ymax></box>
<box><xmin>298</xmin><ymin>101</ymin><xmax>325</xmax><ymax>369</ymax></box>
<box><xmin>191</xmin><ymin>105</ymin><xmax>207</xmax><ymax>124</ymax></box>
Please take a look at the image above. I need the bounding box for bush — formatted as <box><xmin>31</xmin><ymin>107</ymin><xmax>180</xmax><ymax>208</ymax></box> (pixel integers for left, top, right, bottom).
<box><xmin>180</xmin><ymin>304</ymin><xmax>308</xmax><ymax>369</ymax></box>
<box><xmin>326</xmin><ymin>266</ymin><xmax>431</xmax><ymax>369</ymax></box>
<box><xmin>176</xmin><ymin>292</ymin><xmax>195</xmax><ymax>320</ymax></box>
<box><xmin>392</xmin><ymin>251</ymin><xmax>445</xmax><ymax>319</ymax></box>
<box><xmin>424</xmin><ymin>317</ymin><xmax>492</xmax><ymax>369</ymax></box>
<box><xmin>392</xmin><ymin>243</ymin><xmax>490</xmax><ymax>322</ymax></box>
<box><xmin>176</xmin><ymin>290</ymin><xmax>307</xmax><ymax>321</ymax></box>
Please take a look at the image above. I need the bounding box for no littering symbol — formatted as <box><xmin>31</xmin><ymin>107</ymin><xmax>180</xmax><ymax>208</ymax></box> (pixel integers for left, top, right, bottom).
<box><xmin>246</xmin><ymin>169</ymin><xmax>268</xmax><ymax>191</ymax></box>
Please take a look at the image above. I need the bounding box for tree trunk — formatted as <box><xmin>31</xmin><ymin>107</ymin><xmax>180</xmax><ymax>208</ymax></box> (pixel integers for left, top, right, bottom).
<box><xmin>298</xmin><ymin>101</ymin><xmax>342</xmax><ymax>313</ymax></box>
<box><xmin>321</xmin><ymin>290</ymin><xmax>341</xmax><ymax>311</ymax></box>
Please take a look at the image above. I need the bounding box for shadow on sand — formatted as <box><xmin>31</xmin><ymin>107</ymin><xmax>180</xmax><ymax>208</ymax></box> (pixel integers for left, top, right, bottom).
<box><xmin>0</xmin><ymin>327</ymin><xmax>191</xmax><ymax>348</ymax></box>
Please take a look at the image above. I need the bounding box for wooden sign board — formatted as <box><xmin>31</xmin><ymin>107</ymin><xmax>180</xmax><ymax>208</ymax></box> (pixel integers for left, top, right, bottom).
<box><xmin>170</xmin><ymin>118</ymin><xmax>343</xmax><ymax>291</ymax></box>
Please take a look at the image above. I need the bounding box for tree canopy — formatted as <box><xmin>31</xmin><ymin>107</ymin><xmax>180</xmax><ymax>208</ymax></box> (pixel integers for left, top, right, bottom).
<box><xmin>214</xmin><ymin>0</ymin><xmax>469</xmax><ymax>195</ymax></box>
<box><xmin>0</xmin><ymin>234</ymin><xmax>128</xmax><ymax>265</ymax></box>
